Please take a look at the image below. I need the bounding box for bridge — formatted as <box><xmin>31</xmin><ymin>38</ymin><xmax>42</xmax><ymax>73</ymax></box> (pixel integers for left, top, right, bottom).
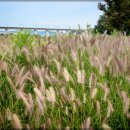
<box><xmin>0</xmin><ymin>26</ymin><xmax>84</xmax><ymax>31</ymax></box>
<box><xmin>0</xmin><ymin>26</ymin><xmax>85</xmax><ymax>35</ymax></box>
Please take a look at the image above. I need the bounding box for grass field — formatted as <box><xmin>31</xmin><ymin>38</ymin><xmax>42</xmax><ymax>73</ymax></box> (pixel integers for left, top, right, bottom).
<box><xmin>0</xmin><ymin>31</ymin><xmax>130</xmax><ymax>129</ymax></box>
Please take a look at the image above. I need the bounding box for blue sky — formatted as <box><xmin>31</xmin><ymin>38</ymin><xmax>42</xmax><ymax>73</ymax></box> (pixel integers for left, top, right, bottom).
<box><xmin>0</xmin><ymin>2</ymin><xmax>103</xmax><ymax>29</ymax></box>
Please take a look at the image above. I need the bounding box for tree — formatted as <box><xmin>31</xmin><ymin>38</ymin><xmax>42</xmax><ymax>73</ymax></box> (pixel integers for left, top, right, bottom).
<box><xmin>96</xmin><ymin>0</ymin><xmax>130</xmax><ymax>34</ymax></box>
<box><xmin>94</xmin><ymin>15</ymin><xmax>109</xmax><ymax>34</ymax></box>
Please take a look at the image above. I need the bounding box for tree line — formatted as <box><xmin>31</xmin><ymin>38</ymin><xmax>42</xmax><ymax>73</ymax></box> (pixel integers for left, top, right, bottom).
<box><xmin>94</xmin><ymin>0</ymin><xmax>130</xmax><ymax>34</ymax></box>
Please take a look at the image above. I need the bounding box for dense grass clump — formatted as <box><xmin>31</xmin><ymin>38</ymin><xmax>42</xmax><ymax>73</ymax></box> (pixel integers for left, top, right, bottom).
<box><xmin>0</xmin><ymin>31</ymin><xmax>130</xmax><ymax>129</ymax></box>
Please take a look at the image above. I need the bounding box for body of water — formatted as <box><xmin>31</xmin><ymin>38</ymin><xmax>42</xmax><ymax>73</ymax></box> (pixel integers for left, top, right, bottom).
<box><xmin>0</xmin><ymin>30</ymin><xmax>58</xmax><ymax>36</ymax></box>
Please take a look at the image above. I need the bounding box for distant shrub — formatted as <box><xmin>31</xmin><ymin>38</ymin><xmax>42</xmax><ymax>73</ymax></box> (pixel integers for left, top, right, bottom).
<box><xmin>111</xmin><ymin>29</ymin><xmax>119</xmax><ymax>36</ymax></box>
<box><xmin>12</xmin><ymin>30</ymin><xmax>34</xmax><ymax>49</ymax></box>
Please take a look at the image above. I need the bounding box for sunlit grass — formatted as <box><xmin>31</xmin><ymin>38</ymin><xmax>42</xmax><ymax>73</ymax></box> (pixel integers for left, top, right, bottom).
<box><xmin>0</xmin><ymin>31</ymin><xmax>130</xmax><ymax>129</ymax></box>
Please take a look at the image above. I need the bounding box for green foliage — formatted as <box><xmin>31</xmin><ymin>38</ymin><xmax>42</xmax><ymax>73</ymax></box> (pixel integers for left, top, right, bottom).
<box><xmin>96</xmin><ymin>0</ymin><xmax>130</xmax><ymax>34</ymax></box>
<box><xmin>84</xmin><ymin>22</ymin><xmax>98</xmax><ymax>35</ymax></box>
<box><xmin>111</xmin><ymin>29</ymin><xmax>119</xmax><ymax>36</ymax></box>
<box><xmin>86</xmin><ymin>22</ymin><xmax>93</xmax><ymax>33</ymax></box>
<box><xmin>77</xmin><ymin>24</ymin><xmax>83</xmax><ymax>35</ymax></box>
<box><xmin>94</xmin><ymin>15</ymin><xmax>108</xmax><ymax>34</ymax></box>
<box><xmin>12</xmin><ymin>30</ymin><xmax>34</xmax><ymax>49</ymax></box>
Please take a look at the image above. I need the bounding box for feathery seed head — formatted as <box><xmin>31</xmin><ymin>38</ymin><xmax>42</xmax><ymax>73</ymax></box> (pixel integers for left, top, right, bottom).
<box><xmin>11</xmin><ymin>114</ymin><xmax>22</xmax><ymax>129</ymax></box>
<box><xmin>107</xmin><ymin>100</ymin><xmax>114</xmax><ymax>118</ymax></box>
<box><xmin>63</xmin><ymin>67</ymin><xmax>70</xmax><ymax>82</ymax></box>
<box><xmin>91</xmin><ymin>88</ymin><xmax>98</xmax><ymax>99</ymax></box>
<box><xmin>102</xmin><ymin>123</ymin><xmax>111</xmax><ymax>130</ymax></box>
<box><xmin>69</xmin><ymin>87</ymin><xmax>75</xmax><ymax>102</ymax></box>
<box><xmin>82</xmin><ymin>117</ymin><xmax>91</xmax><ymax>130</ymax></box>
<box><xmin>77</xmin><ymin>70</ymin><xmax>82</xmax><ymax>83</ymax></box>
<box><xmin>96</xmin><ymin>101</ymin><xmax>101</xmax><ymax>115</ymax></box>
